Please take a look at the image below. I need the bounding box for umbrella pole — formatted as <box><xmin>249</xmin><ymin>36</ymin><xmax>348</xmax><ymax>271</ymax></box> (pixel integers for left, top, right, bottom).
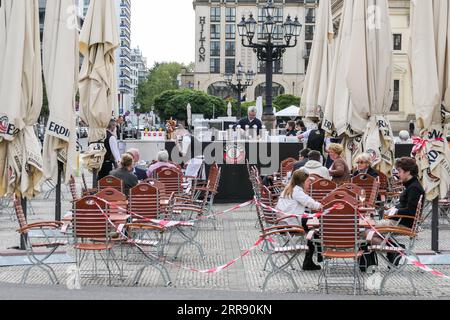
<box><xmin>93</xmin><ymin>169</ymin><xmax>98</xmax><ymax>189</ymax></box>
<box><xmin>432</xmin><ymin>197</ymin><xmax>440</xmax><ymax>253</ymax></box>
<box><xmin>55</xmin><ymin>161</ymin><xmax>62</xmax><ymax>221</ymax></box>
<box><xmin>20</xmin><ymin>197</ymin><xmax>27</xmax><ymax>250</ymax></box>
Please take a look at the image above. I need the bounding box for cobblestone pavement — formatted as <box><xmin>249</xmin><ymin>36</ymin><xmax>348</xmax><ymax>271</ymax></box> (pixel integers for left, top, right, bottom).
<box><xmin>1</xmin><ymin>176</ymin><xmax>450</xmax><ymax>299</ymax></box>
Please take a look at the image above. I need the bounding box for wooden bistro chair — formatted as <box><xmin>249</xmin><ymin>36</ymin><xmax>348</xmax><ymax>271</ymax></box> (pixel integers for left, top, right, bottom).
<box><xmin>309</xmin><ymin>179</ymin><xmax>338</xmax><ymax>203</ymax></box>
<box><xmin>81</xmin><ymin>171</ymin><xmax>98</xmax><ymax>197</ymax></box>
<box><xmin>321</xmin><ymin>190</ymin><xmax>359</xmax><ymax>207</ymax></box>
<box><xmin>255</xmin><ymin>199</ymin><xmax>308</xmax><ymax>291</ymax></box>
<box><xmin>72</xmin><ymin>196</ymin><xmax>123</xmax><ymax>286</ymax></box>
<box><xmin>98</xmin><ymin>175</ymin><xmax>124</xmax><ymax>194</ymax></box>
<box><xmin>96</xmin><ymin>188</ymin><xmax>128</xmax><ymax>217</ymax></box>
<box><xmin>156</xmin><ymin>168</ymin><xmax>183</xmax><ymax>197</ymax></box>
<box><xmin>367</xmin><ymin>196</ymin><xmax>424</xmax><ymax>296</ymax></box>
<box><xmin>13</xmin><ymin>196</ymin><xmax>68</xmax><ymax>285</ymax></box>
<box><xmin>313</xmin><ymin>200</ymin><xmax>364</xmax><ymax>295</ymax></box>
<box><xmin>352</xmin><ymin>174</ymin><xmax>379</xmax><ymax>208</ymax></box>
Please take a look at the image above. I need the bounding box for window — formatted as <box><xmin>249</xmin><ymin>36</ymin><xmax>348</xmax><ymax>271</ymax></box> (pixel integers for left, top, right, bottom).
<box><xmin>210</xmin><ymin>58</ymin><xmax>220</xmax><ymax>74</ymax></box>
<box><xmin>393</xmin><ymin>34</ymin><xmax>402</xmax><ymax>51</ymax></box>
<box><xmin>391</xmin><ymin>80</ymin><xmax>400</xmax><ymax>112</ymax></box>
<box><xmin>225</xmin><ymin>59</ymin><xmax>235</xmax><ymax>74</ymax></box>
<box><xmin>210</xmin><ymin>24</ymin><xmax>221</xmax><ymax>39</ymax></box>
<box><xmin>211</xmin><ymin>41</ymin><xmax>220</xmax><ymax>57</ymax></box>
<box><xmin>226</xmin><ymin>7</ymin><xmax>236</xmax><ymax>23</ymax></box>
<box><xmin>305</xmin><ymin>8</ymin><xmax>315</xmax><ymax>23</ymax></box>
<box><xmin>225</xmin><ymin>42</ymin><xmax>235</xmax><ymax>57</ymax></box>
<box><xmin>225</xmin><ymin>24</ymin><xmax>235</xmax><ymax>39</ymax></box>
<box><xmin>211</xmin><ymin>7</ymin><xmax>221</xmax><ymax>22</ymax></box>
<box><xmin>305</xmin><ymin>25</ymin><xmax>315</xmax><ymax>41</ymax></box>
<box><xmin>258</xmin><ymin>7</ymin><xmax>283</xmax><ymax>22</ymax></box>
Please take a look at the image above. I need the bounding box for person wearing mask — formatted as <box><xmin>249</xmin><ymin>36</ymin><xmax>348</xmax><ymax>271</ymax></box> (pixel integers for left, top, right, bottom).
<box><xmin>304</xmin><ymin>150</ymin><xmax>332</xmax><ymax>180</ymax></box>
<box><xmin>285</xmin><ymin>121</ymin><xmax>297</xmax><ymax>137</ymax></box>
<box><xmin>98</xmin><ymin>119</ymin><xmax>121</xmax><ymax>181</ymax></box>
<box><xmin>275</xmin><ymin>169</ymin><xmax>323</xmax><ymax>271</ymax></box>
<box><xmin>109</xmin><ymin>153</ymin><xmax>139</xmax><ymax>197</ymax></box>
<box><xmin>146</xmin><ymin>150</ymin><xmax>177</xmax><ymax>178</ymax></box>
<box><xmin>293</xmin><ymin>148</ymin><xmax>311</xmax><ymax>172</ymax></box>
<box><xmin>352</xmin><ymin>153</ymin><xmax>379</xmax><ymax>179</ymax></box>
<box><xmin>234</xmin><ymin>106</ymin><xmax>263</xmax><ymax>136</ymax></box>
<box><xmin>327</xmin><ymin>143</ymin><xmax>351</xmax><ymax>185</ymax></box>
<box><xmin>126</xmin><ymin>148</ymin><xmax>147</xmax><ymax>181</ymax></box>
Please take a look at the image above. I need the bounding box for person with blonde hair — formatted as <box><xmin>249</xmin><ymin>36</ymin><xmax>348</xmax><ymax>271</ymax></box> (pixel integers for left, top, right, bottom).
<box><xmin>353</xmin><ymin>153</ymin><xmax>379</xmax><ymax>178</ymax></box>
<box><xmin>276</xmin><ymin>169</ymin><xmax>323</xmax><ymax>271</ymax></box>
<box><xmin>327</xmin><ymin>143</ymin><xmax>351</xmax><ymax>185</ymax></box>
<box><xmin>109</xmin><ymin>153</ymin><xmax>139</xmax><ymax>197</ymax></box>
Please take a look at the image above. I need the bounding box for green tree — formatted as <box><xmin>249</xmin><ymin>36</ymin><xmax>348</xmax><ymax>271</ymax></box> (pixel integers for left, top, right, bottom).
<box><xmin>135</xmin><ymin>62</ymin><xmax>186</xmax><ymax>113</ymax></box>
<box><xmin>273</xmin><ymin>94</ymin><xmax>301</xmax><ymax>111</ymax></box>
<box><xmin>154</xmin><ymin>89</ymin><xmax>226</xmax><ymax>121</ymax></box>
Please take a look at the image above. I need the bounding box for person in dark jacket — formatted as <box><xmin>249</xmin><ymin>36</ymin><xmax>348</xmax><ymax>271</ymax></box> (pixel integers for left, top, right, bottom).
<box><xmin>126</xmin><ymin>148</ymin><xmax>148</xmax><ymax>181</ymax></box>
<box><xmin>110</xmin><ymin>153</ymin><xmax>139</xmax><ymax>197</ymax></box>
<box><xmin>367</xmin><ymin>157</ymin><xmax>425</xmax><ymax>265</ymax></box>
<box><xmin>352</xmin><ymin>153</ymin><xmax>379</xmax><ymax>179</ymax></box>
<box><xmin>285</xmin><ymin>121</ymin><xmax>298</xmax><ymax>137</ymax></box>
<box><xmin>293</xmin><ymin>148</ymin><xmax>311</xmax><ymax>172</ymax></box>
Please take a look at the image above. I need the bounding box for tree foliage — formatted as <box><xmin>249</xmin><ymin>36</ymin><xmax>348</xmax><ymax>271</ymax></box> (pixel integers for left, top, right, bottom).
<box><xmin>154</xmin><ymin>89</ymin><xmax>227</xmax><ymax>121</ymax></box>
<box><xmin>135</xmin><ymin>62</ymin><xmax>187</xmax><ymax>113</ymax></box>
<box><xmin>273</xmin><ymin>94</ymin><xmax>301</xmax><ymax>111</ymax></box>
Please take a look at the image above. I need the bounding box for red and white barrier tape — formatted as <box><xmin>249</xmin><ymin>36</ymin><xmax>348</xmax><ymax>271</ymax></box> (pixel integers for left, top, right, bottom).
<box><xmin>91</xmin><ymin>201</ymin><xmax>264</xmax><ymax>275</ymax></box>
<box><xmin>358</xmin><ymin>211</ymin><xmax>450</xmax><ymax>280</ymax></box>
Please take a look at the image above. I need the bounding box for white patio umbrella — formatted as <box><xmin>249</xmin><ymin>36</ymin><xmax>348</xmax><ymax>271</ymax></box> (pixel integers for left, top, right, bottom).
<box><xmin>346</xmin><ymin>0</ymin><xmax>394</xmax><ymax>175</ymax></box>
<box><xmin>187</xmin><ymin>103</ymin><xmax>192</xmax><ymax>127</ymax></box>
<box><xmin>227</xmin><ymin>102</ymin><xmax>232</xmax><ymax>117</ymax></box>
<box><xmin>276</xmin><ymin>106</ymin><xmax>301</xmax><ymax>119</ymax></box>
<box><xmin>256</xmin><ymin>96</ymin><xmax>263</xmax><ymax>120</ymax></box>
<box><xmin>79</xmin><ymin>0</ymin><xmax>119</xmax><ymax>172</ymax></box>
<box><xmin>300</xmin><ymin>0</ymin><xmax>334</xmax><ymax>119</ymax></box>
<box><xmin>42</xmin><ymin>0</ymin><xmax>79</xmax><ymax>185</ymax></box>
<box><xmin>0</xmin><ymin>0</ymin><xmax>44</xmax><ymax>198</ymax></box>
<box><xmin>410</xmin><ymin>0</ymin><xmax>450</xmax><ymax>201</ymax></box>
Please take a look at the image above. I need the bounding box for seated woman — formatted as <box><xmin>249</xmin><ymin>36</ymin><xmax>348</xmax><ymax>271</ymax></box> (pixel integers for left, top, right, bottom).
<box><xmin>353</xmin><ymin>153</ymin><xmax>379</xmax><ymax>179</ymax></box>
<box><xmin>109</xmin><ymin>153</ymin><xmax>139</xmax><ymax>197</ymax></box>
<box><xmin>327</xmin><ymin>143</ymin><xmax>351</xmax><ymax>185</ymax></box>
<box><xmin>275</xmin><ymin>169</ymin><xmax>323</xmax><ymax>271</ymax></box>
<box><xmin>285</xmin><ymin>121</ymin><xmax>297</xmax><ymax>137</ymax></box>
<box><xmin>366</xmin><ymin>157</ymin><xmax>425</xmax><ymax>264</ymax></box>
<box><xmin>146</xmin><ymin>150</ymin><xmax>177</xmax><ymax>178</ymax></box>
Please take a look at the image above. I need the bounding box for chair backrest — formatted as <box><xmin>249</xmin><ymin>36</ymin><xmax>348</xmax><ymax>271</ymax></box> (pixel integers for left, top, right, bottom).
<box><xmin>69</xmin><ymin>176</ymin><xmax>80</xmax><ymax>202</ymax></box>
<box><xmin>157</xmin><ymin>167</ymin><xmax>183</xmax><ymax>195</ymax></box>
<box><xmin>13</xmin><ymin>196</ymin><xmax>27</xmax><ymax>230</ymax></box>
<box><xmin>412</xmin><ymin>195</ymin><xmax>425</xmax><ymax>233</ymax></box>
<box><xmin>280</xmin><ymin>158</ymin><xmax>296</xmax><ymax>178</ymax></box>
<box><xmin>259</xmin><ymin>186</ymin><xmax>279</xmax><ymax>225</ymax></box>
<box><xmin>98</xmin><ymin>175</ymin><xmax>124</xmax><ymax>193</ymax></box>
<box><xmin>351</xmin><ymin>174</ymin><xmax>379</xmax><ymax>206</ymax></box>
<box><xmin>129</xmin><ymin>183</ymin><xmax>161</xmax><ymax>221</ymax></box>
<box><xmin>96</xmin><ymin>188</ymin><xmax>128</xmax><ymax>215</ymax></box>
<box><xmin>73</xmin><ymin>196</ymin><xmax>111</xmax><ymax>241</ymax></box>
<box><xmin>321</xmin><ymin>190</ymin><xmax>358</xmax><ymax>207</ymax></box>
<box><xmin>337</xmin><ymin>183</ymin><xmax>363</xmax><ymax>196</ymax></box>
<box><xmin>309</xmin><ymin>179</ymin><xmax>337</xmax><ymax>202</ymax></box>
<box><xmin>320</xmin><ymin>200</ymin><xmax>359</xmax><ymax>250</ymax></box>
<box><xmin>377</xmin><ymin>171</ymin><xmax>389</xmax><ymax>194</ymax></box>
<box><xmin>81</xmin><ymin>171</ymin><xmax>88</xmax><ymax>193</ymax></box>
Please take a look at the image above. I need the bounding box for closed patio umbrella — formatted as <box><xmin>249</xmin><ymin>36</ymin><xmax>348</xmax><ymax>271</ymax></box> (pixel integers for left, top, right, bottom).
<box><xmin>79</xmin><ymin>0</ymin><xmax>119</xmax><ymax>173</ymax></box>
<box><xmin>300</xmin><ymin>0</ymin><xmax>334</xmax><ymax>120</ymax></box>
<box><xmin>410</xmin><ymin>0</ymin><xmax>450</xmax><ymax>201</ymax></box>
<box><xmin>0</xmin><ymin>0</ymin><xmax>44</xmax><ymax>198</ymax></box>
<box><xmin>345</xmin><ymin>0</ymin><xmax>394</xmax><ymax>175</ymax></box>
<box><xmin>42</xmin><ymin>0</ymin><xmax>79</xmax><ymax>185</ymax></box>
<box><xmin>226</xmin><ymin>102</ymin><xmax>232</xmax><ymax>118</ymax></box>
<box><xmin>187</xmin><ymin>103</ymin><xmax>193</xmax><ymax>126</ymax></box>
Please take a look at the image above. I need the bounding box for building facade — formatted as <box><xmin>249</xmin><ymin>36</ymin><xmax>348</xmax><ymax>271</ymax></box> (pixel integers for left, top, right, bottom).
<box><xmin>331</xmin><ymin>0</ymin><xmax>414</xmax><ymax>133</ymax></box>
<box><xmin>193</xmin><ymin>0</ymin><xmax>319</xmax><ymax>102</ymax></box>
<box><xmin>130</xmin><ymin>47</ymin><xmax>149</xmax><ymax>105</ymax></box>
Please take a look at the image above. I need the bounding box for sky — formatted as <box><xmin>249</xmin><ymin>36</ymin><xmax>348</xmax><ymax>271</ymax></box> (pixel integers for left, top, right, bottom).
<box><xmin>131</xmin><ymin>0</ymin><xmax>196</xmax><ymax>69</ymax></box>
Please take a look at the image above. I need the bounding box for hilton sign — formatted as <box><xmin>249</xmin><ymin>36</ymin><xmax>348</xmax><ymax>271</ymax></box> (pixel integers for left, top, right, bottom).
<box><xmin>199</xmin><ymin>16</ymin><xmax>206</xmax><ymax>63</ymax></box>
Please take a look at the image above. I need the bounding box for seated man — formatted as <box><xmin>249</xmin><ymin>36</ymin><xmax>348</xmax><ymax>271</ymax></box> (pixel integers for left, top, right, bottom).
<box><xmin>293</xmin><ymin>148</ymin><xmax>311</xmax><ymax>172</ymax></box>
<box><xmin>303</xmin><ymin>150</ymin><xmax>332</xmax><ymax>180</ymax></box>
<box><xmin>109</xmin><ymin>153</ymin><xmax>139</xmax><ymax>197</ymax></box>
<box><xmin>146</xmin><ymin>150</ymin><xmax>177</xmax><ymax>178</ymax></box>
<box><xmin>126</xmin><ymin>148</ymin><xmax>147</xmax><ymax>181</ymax></box>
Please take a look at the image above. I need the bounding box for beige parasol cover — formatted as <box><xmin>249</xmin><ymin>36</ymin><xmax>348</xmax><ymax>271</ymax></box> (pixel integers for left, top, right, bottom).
<box><xmin>300</xmin><ymin>0</ymin><xmax>334</xmax><ymax>119</ymax></box>
<box><xmin>346</xmin><ymin>0</ymin><xmax>394</xmax><ymax>174</ymax></box>
<box><xmin>410</xmin><ymin>0</ymin><xmax>450</xmax><ymax>201</ymax></box>
<box><xmin>0</xmin><ymin>0</ymin><xmax>44</xmax><ymax>198</ymax></box>
<box><xmin>79</xmin><ymin>0</ymin><xmax>119</xmax><ymax>172</ymax></box>
<box><xmin>42</xmin><ymin>0</ymin><xmax>79</xmax><ymax>184</ymax></box>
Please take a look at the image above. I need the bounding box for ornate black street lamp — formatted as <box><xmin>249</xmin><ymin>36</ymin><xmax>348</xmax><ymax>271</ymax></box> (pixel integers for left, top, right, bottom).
<box><xmin>224</xmin><ymin>62</ymin><xmax>255</xmax><ymax>119</ymax></box>
<box><xmin>238</xmin><ymin>0</ymin><xmax>302</xmax><ymax>128</ymax></box>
